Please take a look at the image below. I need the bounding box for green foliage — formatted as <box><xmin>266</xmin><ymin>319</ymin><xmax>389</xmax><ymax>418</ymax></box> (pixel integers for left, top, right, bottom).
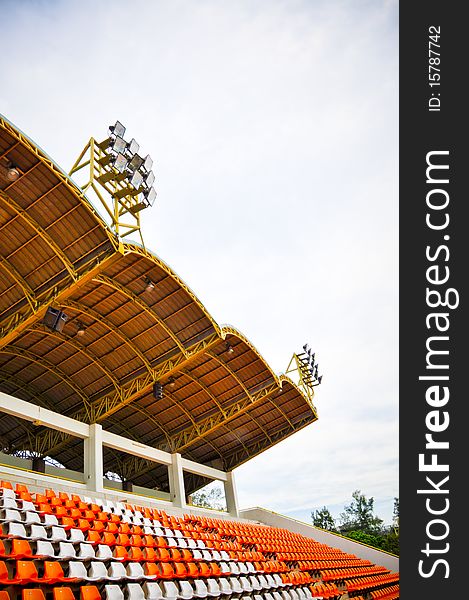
<box><xmin>344</xmin><ymin>530</ymin><xmax>383</xmax><ymax>548</ymax></box>
<box><xmin>311</xmin><ymin>507</ymin><xmax>337</xmax><ymax>531</ymax></box>
<box><xmin>380</xmin><ymin>530</ymin><xmax>400</xmax><ymax>555</ymax></box>
<box><xmin>190</xmin><ymin>484</ymin><xmax>226</xmax><ymax>510</ymax></box>
<box><xmin>311</xmin><ymin>492</ymin><xmax>400</xmax><ymax>556</ymax></box>
<box><xmin>339</xmin><ymin>490</ymin><xmax>383</xmax><ymax>534</ymax></box>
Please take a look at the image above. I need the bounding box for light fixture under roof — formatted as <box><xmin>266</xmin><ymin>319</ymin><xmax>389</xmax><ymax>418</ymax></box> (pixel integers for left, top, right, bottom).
<box><xmin>7</xmin><ymin>166</ymin><xmax>20</xmax><ymax>181</ymax></box>
<box><xmin>144</xmin><ymin>277</ymin><xmax>155</xmax><ymax>292</ymax></box>
<box><xmin>226</xmin><ymin>342</ymin><xmax>234</xmax><ymax>354</ymax></box>
<box><xmin>76</xmin><ymin>321</ymin><xmax>86</xmax><ymax>337</ymax></box>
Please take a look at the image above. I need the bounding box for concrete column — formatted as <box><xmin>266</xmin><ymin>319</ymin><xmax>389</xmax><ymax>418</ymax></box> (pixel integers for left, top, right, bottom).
<box><xmin>84</xmin><ymin>423</ymin><xmax>104</xmax><ymax>493</ymax></box>
<box><xmin>170</xmin><ymin>453</ymin><xmax>186</xmax><ymax>509</ymax></box>
<box><xmin>224</xmin><ymin>470</ymin><xmax>240</xmax><ymax>517</ymax></box>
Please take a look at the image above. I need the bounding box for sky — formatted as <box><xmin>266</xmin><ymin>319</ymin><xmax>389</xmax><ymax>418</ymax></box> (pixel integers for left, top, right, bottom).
<box><xmin>0</xmin><ymin>0</ymin><xmax>398</xmax><ymax>525</ymax></box>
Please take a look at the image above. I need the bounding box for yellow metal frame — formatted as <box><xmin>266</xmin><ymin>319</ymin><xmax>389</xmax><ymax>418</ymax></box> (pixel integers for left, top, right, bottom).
<box><xmin>285</xmin><ymin>352</ymin><xmax>318</xmax><ymax>410</ymax></box>
<box><xmin>69</xmin><ymin>138</ymin><xmax>148</xmax><ymax>246</ymax></box>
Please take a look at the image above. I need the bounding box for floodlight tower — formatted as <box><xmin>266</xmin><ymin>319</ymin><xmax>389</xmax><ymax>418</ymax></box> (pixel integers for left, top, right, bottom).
<box><xmin>69</xmin><ymin>121</ymin><xmax>156</xmax><ymax>246</ymax></box>
<box><xmin>285</xmin><ymin>343</ymin><xmax>322</xmax><ymax>404</ymax></box>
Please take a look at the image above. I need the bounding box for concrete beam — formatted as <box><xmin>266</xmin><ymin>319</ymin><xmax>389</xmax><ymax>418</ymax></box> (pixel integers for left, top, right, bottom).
<box><xmin>0</xmin><ymin>391</ymin><xmax>89</xmax><ymax>438</ymax></box>
<box><xmin>102</xmin><ymin>430</ymin><xmax>172</xmax><ymax>466</ymax></box>
<box><xmin>181</xmin><ymin>457</ymin><xmax>227</xmax><ymax>482</ymax></box>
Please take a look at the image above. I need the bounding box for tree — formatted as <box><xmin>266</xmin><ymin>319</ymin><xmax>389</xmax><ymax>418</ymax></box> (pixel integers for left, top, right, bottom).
<box><xmin>311</xmin><ymin>507</ymin><xmax>337</xmax><ymax>531</ymax></box>
<box><xmin>190</xmin><ymin>484</ymin><xmax>226</xmax><ymax>510</ymax></box>
<box><xmin>339</xmin><ymin>490</ymin><xmax>383</xmax><ymax>535</ymax></box>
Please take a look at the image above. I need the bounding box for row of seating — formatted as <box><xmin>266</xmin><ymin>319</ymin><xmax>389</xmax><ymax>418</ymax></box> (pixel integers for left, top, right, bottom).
<box><xmin>346</xmin><ymin>573</ymin><xmax>400</xmax><ymax>593</ymax></box>
<box><xmin>1</xmin><ymin>559</ymin><xmax>311</xmax><ymax>587</ymax></box>
<box><xmin>1</xmin><ymin>481</ymin><xmax>399</xmax><ymax>599</ymax></box>
<box><xmin>308</xmin><ymin>583</ymin><xmax>340</xmax><ymax>599</ymax></box>
<box><xmin>370</xmin><ymin>585</ymin><xmax>400</xmax><ymax>599</ymax></box>
<box><xmin>0</xmin><ymin>584</ymin><xmax>318</xmax><ymax>600</ymax></box>
<box><xmin>319</xmin><ymin>566</ymin><xmax>389</xmax><ymax>581</ymax></box>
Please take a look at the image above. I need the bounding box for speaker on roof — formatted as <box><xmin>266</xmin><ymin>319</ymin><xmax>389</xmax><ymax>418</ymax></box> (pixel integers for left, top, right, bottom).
<box><xmin>42</xmin><ymin>307</ymin><xmax>69</xmax><ymax>333</ymax></box>
<box><xmin>153</xmin><ymin>382</ymin><xmax>163</xmax><ymax>400</ymax></box>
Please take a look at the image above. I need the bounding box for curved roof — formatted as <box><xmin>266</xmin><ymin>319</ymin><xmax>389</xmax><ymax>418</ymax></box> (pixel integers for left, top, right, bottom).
<box><xmin>0</xmin><ymin>114</ymin><xmax>317</xmax><ymax>491</ymax></box>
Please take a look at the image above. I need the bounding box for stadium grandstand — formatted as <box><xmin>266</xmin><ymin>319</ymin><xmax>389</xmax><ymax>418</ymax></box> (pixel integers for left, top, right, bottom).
<box><xmin>0</xmin><ymin>114</ymin><xmax>399</xmax><ymax>600</ymax></box>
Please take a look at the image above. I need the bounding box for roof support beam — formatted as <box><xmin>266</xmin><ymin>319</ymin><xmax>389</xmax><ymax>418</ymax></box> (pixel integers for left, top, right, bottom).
<box><xmin>0</xmin><ymin>246</ymin><xmax>118</xmax><ymax>351</ymax></box>
<box><xmin>30</xmin><ymin>325</ymin><xmax>121</xmax><ymax>394</ymax></box>
<box><xmin>60</xmin><ymin>299</ymin><xmax>152</xmax><ymax>372</ymax></box>
<box><xmin>224</xmin><ymin>413</ymin><xmax>317</xmax><ymax>471</ymax></box>
<box><xmin>170</xmin><ymin>380</ymin><xmax>279</xmax><ymax>453</ymax></box>
<box><xmin>0</xmin><ymin>346</ymin><xmax>92</xmax><ymax>412</ymax></box>
<box><xmin>23</xmin><ymin>331</ymin><xmax>221</xmax><ymax>458</ymax></box>
<box><xmin>0</xmin><ymin>257</ymin><xmax>37</xmax><ymax>312</ymax></box>
<box><xmin>0</xmin><ymin>189</ymin><xmax>76</xmax><ymax>279</ymax></box>
<box><xmin>93</xmin><ymin>275</ymin><xmax>188</xmax><ymax>357</ymax></box>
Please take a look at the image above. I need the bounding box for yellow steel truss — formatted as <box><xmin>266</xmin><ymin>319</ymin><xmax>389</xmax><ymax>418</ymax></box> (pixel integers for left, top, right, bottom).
<box><xmin>285</xmin><ymin>352</ymin><xmax>318</xmax><ymax>411</ymax></box>
<box><xmin>69</xmin><ymin>138</ymin><xmax>147</xmax><ymax>246</ymax></box>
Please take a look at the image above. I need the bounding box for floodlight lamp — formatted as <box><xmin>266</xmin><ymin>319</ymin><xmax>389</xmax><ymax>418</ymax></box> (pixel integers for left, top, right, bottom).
<box><xmin>110</xmin><ymin>121</ymin><xmax>126</xmax><ymax>138</ymax></box>
<box><xmin>130</xmin><ymin>170</ymin><xmax>144</xmax><ymax>189</ymax></box>
<box><xmin>127</xmin><ymin>138</ymin><xmax>140</xmax><ymax>156</ymax></box>
<box><xmin>113</xmin><ymin>153</ymin><xmax>128</xmax><ymax>173</ymax></box>
<box><xmin>145</xmin><ymin>187</ymin><xmax>157</xmax><ymax>206</ymax></box>
<box><xmin>112</xmin><ymin>136</ymin><xmax>127</xmax><ymax>154</ymax></box>
<box><xmin>303</xmin><ymin>343</ymin><xmax>309</xmax><ymax>353</ymax></box>
<box><xmin>143</xmin><ymin>154</ymin><xmax>153</xmax><ymax>172</ymax></box>
<box><xmin>144</xmin><ymin>170</ymin><xmax>155</xmax><ymax>188</ymax></box>
<box><xmin>129</xmin><ymin>154</ymin><xmax>145</xmax><ymax>172</ymax></box>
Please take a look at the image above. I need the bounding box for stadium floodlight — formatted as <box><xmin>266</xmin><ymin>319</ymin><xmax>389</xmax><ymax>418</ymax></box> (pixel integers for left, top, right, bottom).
<box><xmin>130</xmin><ymin>170</ymin><xmax>144</xmax><ymax>189</ymax></box>
<box><xmin>145</xmin><ymin>187</ymin><xmax>157</xmax><ymax>207</ymax></box>
<box><xmin>114</xmin><ymin>153</ymin><xmax>128</xmax><ymax>173</ymax></box>
<box><xmin>303</xmin><ymin>343</ymin><xmax>309</xmax><ymax>353</ymax></box>
<box><xmin>110</xmin><ymin>121</ymin><xmax>126</xmax><ymax>138</ymax></box>
<box><xmin>69</xmin><ymin>120</ymin><xmax>158</xmax><ymax>245</ymax></box>
<box><xmin>112</xmin><ymin>136</ymin><xmax>127</xmax><ymax>154</ymax></box>
<box><xmin>128</xmin><ymin>154</ymin><xmax>145</xmax><ymax>172</ymax></box>
<box><xmin>144</xmin><ymin>170</ymin><xmax>155</xmax><ymax>188</ymax></box>
<box><xmin>127</xmin><ymin>138</ymin><xmax>140</xmax><ymax>156</ymax></box>
<box><xmin>143</xmin><ymin>154</ymin><xmax>153</xmax><ymax>172</ymax></box>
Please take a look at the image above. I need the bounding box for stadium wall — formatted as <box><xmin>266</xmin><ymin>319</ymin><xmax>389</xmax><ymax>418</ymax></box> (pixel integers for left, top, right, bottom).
<box><xmin>241</xmin><ymin>507</ymin><xmax>399</xmax><ymax>572</ymax></box>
